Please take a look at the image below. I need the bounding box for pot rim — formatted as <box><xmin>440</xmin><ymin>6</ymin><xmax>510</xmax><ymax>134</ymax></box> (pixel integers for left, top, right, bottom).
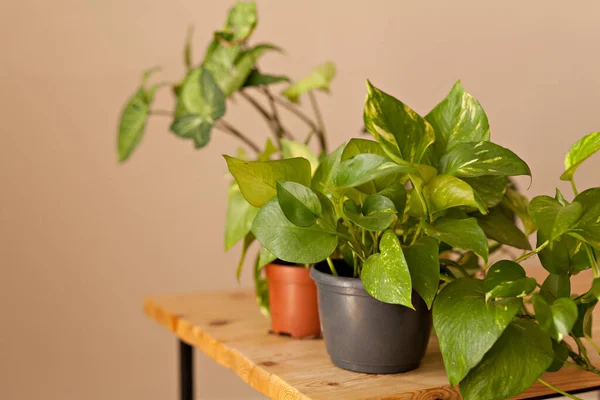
<box><xmin>310</xmin><ymin>262</ymin><xmax>364</xmax><ymax>289</ymax></box>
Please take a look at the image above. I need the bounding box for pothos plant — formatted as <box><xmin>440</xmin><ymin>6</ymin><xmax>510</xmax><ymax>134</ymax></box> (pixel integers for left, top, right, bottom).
<box><xmin>115</xmin><ymin>1</ymin><xmax>335</xmax><ymax>313</ymax></box>
<box><xmin>226</xmin><ymin>78</ymin><xmax>600</xmax><ymax>399</ymax></box>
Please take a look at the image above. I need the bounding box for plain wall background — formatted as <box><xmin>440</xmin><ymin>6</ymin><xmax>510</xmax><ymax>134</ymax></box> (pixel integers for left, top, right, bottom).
<box><xmin>1</xmin><ymin>1</ymin><xmax>600</xmax><ymax>399</ymax></box>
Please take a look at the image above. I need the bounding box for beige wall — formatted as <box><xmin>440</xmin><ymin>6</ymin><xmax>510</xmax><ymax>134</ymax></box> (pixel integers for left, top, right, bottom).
<box><xmin>1</xmin><ymin>1</ymin><xmax>600</xmax><ymax>399</ymax></box>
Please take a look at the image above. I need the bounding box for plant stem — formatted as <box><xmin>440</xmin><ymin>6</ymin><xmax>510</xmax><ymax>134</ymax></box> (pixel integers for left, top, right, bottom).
<box><xmin>239</xmin><ymin>91</ymin><xmax>282</xmax><ymax>148</ymax></box>
<box><xmin>409</xmin><ymin>221</ymin><xmax>423</xmax><ymax>246</ymax></box>
<box><xmin>584</xmin><ymin>243</ymin><xmax>599</xmax><ymax>278</ymax></box>
<box><xmin>261</xmin><ymin>87</ymin><xmax>293</xmax><ymax>140</ymax></box>
<box><xmin>307</xmin><ymin>90</ymin><xmax>328</xmax><ymax>153</ymax></box>
<box><xmin>326</xmin><ymin>257</ymin><xmax>338</xmax><ymax>276</ymax></box>
<box><xmin>514</xmin><ymin>240</ymin><xmax>550</xmax><ymax>263</ymax></box>
<box><xmin>272</xmin><ymin>96</ymin><xmax>322</xmax><ymax>142</ymax></box>
<box><xmin>214</xmin><ymin>120</ymin><xmax>261</xmax><ymax>153</ymax></box>
<box><xmin>440</xmin><ymin>259</ymin><xmax>471</xmax><ymax>278</ymax></box>
<box><xmin>149</xmin><ymin>109</ymin><xmax>174</xmax><ymax>116</ymax></box>
<box><xmin>570</xmin><ymin>178</ymin><xmax>579</xmax><ymax>196</ymax></box>
<box><xmin>538</xmin><ymin>379</ymin><xmax>583</xmax><ymax>400</ymax></box>
<box><xmin>584</xmin><ymin>334</ymin><xmax>600</xmax><ymax>356</ymax></box>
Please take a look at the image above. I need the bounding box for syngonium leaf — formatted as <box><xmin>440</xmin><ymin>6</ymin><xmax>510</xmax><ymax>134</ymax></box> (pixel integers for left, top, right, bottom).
<box><xmin>533</xmin><ymin>294</ymin><xmax>578</xmax><ymax>342</ymax></box>
<box><xmin>459</xmin><ymin>319</ymin><xmax>553</xmax><ymax>400</ymax></box>
<box><xmin>242</xmin><ymin>69</ymin><xmax>290</xmax><ymax>87</ymax></box>
<box><xmin>172</xmin><ymin>68</ymin><xmax>226</xmax><ymax>147</ymax></box>
<box><xmin>224</xmin><ymin>182</ymin><xmax>259</xmax><ymax>250</ymax></box>
<box><xmin>281</xmin><ymin>139</ymin><xmax>319</xmax><ymax>174</ymax></box>
<box><xmin>424</xmin><ymin>217</ymin><xmax>488</xmax><ymax>261</ymax></box>
<box><xmin>258</xmin><ymin>245</ymin><xmax>277</xmax><ymax>268</ymax></box>
<box><xmin>421</xmin><ymin>174</ymin><xmax>487</xmax><ymax>215</ymax></box>
<box><xmin>433</xmin><ymin>279</ymin><xmax>522</xmax><ymax>386</ymax></box>
<box><xmin>561</xmin><ymin>131</ymin><xmax>600</xmax><ymax>181</ymax></box>
<box><xmin>251</xmin><ymin>196</ymin><xmax>337</xmax><ymax>264</ymax></box>
<box><xmin>440</xmin><ymin>141</ymin><xmax>531</xmax><ymax>178</ymax></box>
<box><xmin>361</xmin><ymin>230</ymin><xmax>413</xmax><ymax>307</ymax></box>
<box><xmin>571</xmin><ymin>188</ymin><xmax>600</xmax><ymax>250</ymax></box>
<box><xmin>224</xmin><ymin>156</ymin><xmax>311</xmax><ymax>207</ymax></box>
<box><xmin>484</xmin><ymin>260</ymin><xmax>536</xmax><ymax>301</ymax></box>
<box><xmin>404</xmin><ymin>237</ymin><xmax>439</xmax><ymax>309</ymax></box>
<box><xmin>364</xmin><ymin>80</ymin><xmax>435</xmax><ymax>164</ymax></box>
<box><xmin>282</xmin><ymin>62</ymin><xmax>336</xmax><ymax>103</ymax></box>
<box><xmin>224</xmin><ymin>1</ymin><xmax>257</xmax><ymax>42</ymax></box>
<box><xmin>529</xmin><ymin>195</ymin><xmax>582</xmax><ymax>242</ymax></box>
<box><xmin>424</xmin><ymin>80</ymin><xmax>490</xmax><ymax>164</ymax></box>
<box><xmin>342</xmin><ymin>195</ymin><xmax>396</xmax><ymax>232</ymax></box>
<box><xmin>332</xmin><ymin>154</ymin><xmax>417</xmax><ymax>188</ymax></box>
<box><xmin>235</xmin><ymin>233</ymin><xmax>254</xmax><ymax>281</ymax></box>
<box><xmin>276</xmin><ymin>181</ymin><xmax>322</xmax><ymax>227</ymax></box>
<box><xmin>117</xmin><ymin>68</ymin><xmax>161</xmax><ymax>162</ymax></box>
<box><xmin>477</xmin><ymin>208</ymin><xmax>531</xmax><ymax>250</ymax></box>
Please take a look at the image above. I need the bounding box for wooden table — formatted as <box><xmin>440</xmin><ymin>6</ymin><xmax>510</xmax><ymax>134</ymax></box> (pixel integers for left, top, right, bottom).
<box><xmin>144</xmin><ymin>272</ymin><xmax>600</xmax><ymax>400</ymax></box>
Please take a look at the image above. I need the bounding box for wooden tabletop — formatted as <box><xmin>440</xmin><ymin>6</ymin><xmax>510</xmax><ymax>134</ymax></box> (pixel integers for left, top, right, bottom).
<box><xmin>144</xmin><ymin>271</ymin><xmax>600</xmax><ymax>400</ymax></box>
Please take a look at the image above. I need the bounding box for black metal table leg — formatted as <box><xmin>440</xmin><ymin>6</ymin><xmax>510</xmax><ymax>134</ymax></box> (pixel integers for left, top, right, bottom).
<box><xmin>179</xmin><ymin>340</ymin><xmax>194</xmax><ymax>400</ymax></box>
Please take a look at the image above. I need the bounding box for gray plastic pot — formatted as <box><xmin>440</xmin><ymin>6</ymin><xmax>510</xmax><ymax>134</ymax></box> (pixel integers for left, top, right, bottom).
<box><xmin>310</xmin><ymin>261</ymin><xmax>432</xmax><ymax>374</ymax></box>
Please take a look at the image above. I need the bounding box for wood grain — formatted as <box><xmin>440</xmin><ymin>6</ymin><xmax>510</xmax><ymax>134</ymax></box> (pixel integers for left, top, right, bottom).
<box><xmin>144</xmin><ymin>269</ymin><xmax>600</xmax><ymax>399</ymax></box>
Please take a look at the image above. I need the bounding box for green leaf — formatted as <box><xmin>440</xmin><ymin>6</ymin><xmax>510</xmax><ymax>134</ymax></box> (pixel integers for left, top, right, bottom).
<box><xmin>243</xmin><ymin>69</ymin><xmax>289</xmax><ymax>87</ymax></box>
<box><xmin>477</xmin><ymin>208</ymin><xmax>531</xmax><ymax>250</ymax></box>
<box><xmin>179</xmin><ymin>67</ymin><xmax>226</xmax><ymax>120</ymax></box>
<box><xmin>572</xmin><ymin>188</ymin><xmax>600</xmax><ymax>250</ymax></box>
<box><xmin>547</xmin><ymin>340</ymin><xmax>570</xmax><ymax>372</ymax></box>
<box><xmin>311</xmin><ymin>143</ymin><xmax>344</xmax><ymax>196</ymax></box>
<box><xmin>555</xmin><ymin>188</ymin><xmax>569</xmax><ymax>206</ymax></box>
<box><xmin>282</xmin><ymin>62</ymin><xmax>336</xmax><ymax>103</ymax></box>
<box><xmin>363</xmin><ymin>80</ymin><xmax>435</xmax><ymax>164</ymax></box>
<box><xmin>501</xmin><ymin>187</ymin><xmax>536</xmax><ymax>236</ymax></box>
<box><xmin>424</xmin><ymin>217</ymin><xmax>488</xmax><ymax>261</ymax></box>
<box><xmin>170</xmin><ymin>114</ymin><xmax>213</xmax><ymax>148</ymax></box>
<box><xmin>484</xmin><ymin>260</ymin><xmax>536</xmax><ymax>300</ymax></box>
<box><xmin>573</xmin><ymin>300</ymin><xmax>597</xmax><ymax>338</ymax></box>
<box><xmin>422</xmin><ymin>174</ymin><xmax>487</xmax><ymax>215</ymax></box>
<box><xmin>342</xmin><ymin>195</ymin><xmax>396</xmax><ymax>232</ymax></box>
<box><xmin>425</xmin><ymin>80</ymin><xmax>490</xmax><ymax>162</ymax></box>
<box><xmin>341</xmin><ymin>138</ymin><xmax>387</xmax><ymax>160</ymax></box>
<box><xmin>433</xmin><ymin>279</ymin><xmax>521</xmax><ymax>386</ymax></box>
<box><xmin>332</xmin><ymin>154</ymin><xmax>417</xmax><ymax>188</ymax></box>
<box><xmin>224</xmin><ymin>1</ymin><xmax>257</xmax><ymax>42</ymax></box>
<box><xmin>224</xmin><ymin>156</ymin><xmax>312</xmax><ymax>207</ymax></box>
<box><xmin>361</xmin><ymin>230</ymin><xmax>413</xmax><ymax>307</ymax></box>
<box><xmin>258</xmin><ymin>138</ymin><xmax>277</xmax><ymax>161</ymax></box>
<box><xmin>537</xmin><ymin>231</ymin><xmax>591</xmax><ymax>274</ymax></box>
<box><xmin>377</xmin><ymin>183</ymin><xmax>407</xmax><ymax>217</ymax></box>
<box><xmin>118</xmin><ymin>89</ymin><xmax>150</xmax><ymax>162</ymax></box>
<box><xmin>258</xmin><ymin>245</ymin><xmax>277</xmax><ymax>268</ymax></box>
<box><xmin>204</xmin><ymin>42</ymin><xmax>279</xmax><ymax>96</ymax></box>
<box><xmin>459</xmin><ymin>319</ymin><xmax>553</xmax><ymax>400</ymax></box>
<box><xmin>404</xmin><ymin>237</ymin><xmax>439</xmax><ymax>309</ymax></box>
<box><xmin>281</xmin><ymin>139</ymin><xmax>319</xmax><ymax>174</ymax></box>
<box><xmin>253</xmin><ymin>254</ymin><xmax>270</xmax><ymax>316</ymax></box>
<box><xmin>251</xmin><ymin>197</ymin><xmax>337</xmax><ymax>264</ymax></box>
<box><xmin>224</xmin><ymin>182</ymin><xmax>259</xmax><ymax>250</ymax></box>
<box><xmin>235</xmin><ymin>233</ymin><xmax>254</xmax><ymax>281</ymax></box>
<box><xmin>529</xmin><ymin>195</ymin><xmax>582</xmax><ymax>241</ymax></box>
<box><xmin>276</xmin><ymin>181</ymin><xmax>322</xmax><ymax>227</ymax></box>
<box><xmin>533</xmin><ymin>294</ymin><xmax>578</xmax><ymax>341</ymax></box>
<box><xmin>462</xmin><ymin>175</ymin><xmax>508</xmax><ymax>208</ymax></box>
<box><xmin>441</xmin><ymin>141</ymin><xmax>531</xmax><ymax>178</ymax></box>
<box><xmin>561</xmin><ymin>131</ymin><xmax>600</xmax><ymax>181</ymax></box>
<box><xmin>540</xmin><ymin>273</ymin><xmax>571</xmax><ymax>303</ymax></box>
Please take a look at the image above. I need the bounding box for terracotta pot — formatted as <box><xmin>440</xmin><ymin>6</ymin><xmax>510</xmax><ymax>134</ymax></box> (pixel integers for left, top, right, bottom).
<box><xmin>265</xmin><ymin>263</ymin><xmax>321</xmax><ymax>339</ymax></box>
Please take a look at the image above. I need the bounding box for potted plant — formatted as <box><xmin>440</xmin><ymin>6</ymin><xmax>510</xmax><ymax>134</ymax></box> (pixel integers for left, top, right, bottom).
<box><xmin>115</xmin><ymin>1</ymin><xmax>335</xmax><ymax>337</ymax></box>
<box><xmin>432</xmin><ymin>130</ymin><xmax>600</xmax><ymax>400</ymax></box>
<box><xmin>225</xmin><ymin>79</ymin><xmax>534</xmax><ymax>373</ymax></box>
